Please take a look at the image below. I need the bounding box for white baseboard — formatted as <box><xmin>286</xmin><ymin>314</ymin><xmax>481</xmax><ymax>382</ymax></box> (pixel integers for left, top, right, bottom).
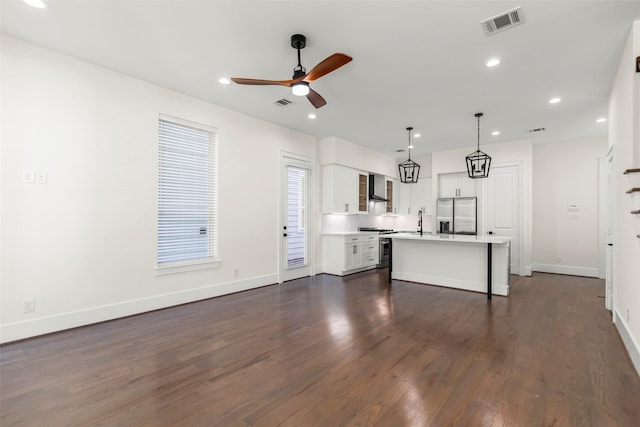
<box><xmin>0</xmin><ymin>274</ymin><xmax>278</xmax><ymax>344</ymax></box>
<box><xmin>613</xmin><ymin>309</ymin><xmax>640</xmax><ymax>378</ymax></box>
<box><xmin>531</xmin><ymin>263</ymin><xmax>600</xmax><ymax>278</ymax></box>
<box><xmin>314</xmin><ymin>264</ymin><xmax>323</xmax><ymax>275</ymax></box>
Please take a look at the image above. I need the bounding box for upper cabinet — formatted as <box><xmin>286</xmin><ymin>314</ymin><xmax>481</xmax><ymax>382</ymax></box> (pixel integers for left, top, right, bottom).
<box><xmin>385</xmin><ymin>178</ymin><xmax>394</xmax><ymax>214</ymax></box>
<box><xmin>358</xmin><ymin>173</ymin><xmax>368</xmax><ymax>212</ymax></box>
<box><xmin>439</xmin><ymin>172</ymin><xmax>476</xmax><ymax>198</ymax></box>
<box><xmin>322</xmin><ymin>165</ymin><xmax>368</xmax><ymax>214</ymax></box>
<box><xmin>397</xmin><ymin>177</ymin><xmax>432</xmax><ymax>215</ymax></box>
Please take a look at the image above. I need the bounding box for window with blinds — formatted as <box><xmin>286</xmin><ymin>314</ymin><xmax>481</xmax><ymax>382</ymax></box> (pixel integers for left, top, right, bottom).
<box><xmin>158</xmin><ymin>116</ymin><xmax>218</xmax><ymax>268</ymax></box>
<box><xmin>286</xmin><ymin>165</ymin><xmax>309</xmax><ymax>269</ymax></box>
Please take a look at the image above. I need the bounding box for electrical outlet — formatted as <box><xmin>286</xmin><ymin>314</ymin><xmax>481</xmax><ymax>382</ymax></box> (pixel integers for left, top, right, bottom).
<box><xmin>24</xmin><ymin>299</ymin><xmax>35</xmax><ymax>313</ymax></box>
<box><xmin>234</xmin><ymin>268</ymin><xmax>239</xmax><ymax>277</ymax></box>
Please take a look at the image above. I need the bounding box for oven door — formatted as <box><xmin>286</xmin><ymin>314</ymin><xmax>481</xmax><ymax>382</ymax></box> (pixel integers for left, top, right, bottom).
<box><xmin>378</xmin><ymin>237</ymin><xmax>390</xmax><ymax>268</ymax></box>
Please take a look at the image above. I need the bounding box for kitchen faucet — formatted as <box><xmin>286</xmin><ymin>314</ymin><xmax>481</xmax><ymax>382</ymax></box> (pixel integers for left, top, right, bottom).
<box><xmin>418</xmin><ymin>210</ymin><xmax>423</xmax><ymax>236</ymax></box>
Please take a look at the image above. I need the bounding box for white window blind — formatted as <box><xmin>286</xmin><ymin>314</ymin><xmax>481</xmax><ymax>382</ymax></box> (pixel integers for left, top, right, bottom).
<box><xmin>158</xmin><ymin>117</ymin><xmax>218</xmax><ymax>266</ymax></box>
<box><xmin>286</xmin><ymin>166</ymin><xmax>309</xmax><ymax>269</ymax></box>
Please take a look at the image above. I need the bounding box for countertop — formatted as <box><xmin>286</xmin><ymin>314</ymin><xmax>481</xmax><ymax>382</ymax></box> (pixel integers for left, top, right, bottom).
<box><xmin>322</xmin><ymin>231</ymin><xmax>380</xmax><ymax>236</ymax></box>
<box><xmin>390</xmin><ymin>232</ymin><xmax>511</xmax><ymax>245</ymax></box>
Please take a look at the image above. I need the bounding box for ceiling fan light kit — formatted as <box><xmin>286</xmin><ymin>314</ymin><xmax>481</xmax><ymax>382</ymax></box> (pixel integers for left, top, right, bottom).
<box><xmin>398</xmin><ymin>127</ymin><xmax>421</xmax><ymax>184</ymax></box>
<box><xmin>291</xmin><ymin>81</ymin><xmax>310</xmax><ymax>96</ymax></box>
<box><xmin>466</xmin><ymin>113</ymin><xmax>492</xmax><ymax>179</ymax></box>
<box><xmin>230</xmin><ymin>34</ymin><xmax>352</xmax><ymax>108</ymax></box>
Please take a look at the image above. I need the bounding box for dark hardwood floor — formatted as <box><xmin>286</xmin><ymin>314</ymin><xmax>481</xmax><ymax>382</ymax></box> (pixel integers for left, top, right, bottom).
<box><xmin>1</xmin><ymin>271</ymin><xmax>639</xmax><ymax>426</ymax></box>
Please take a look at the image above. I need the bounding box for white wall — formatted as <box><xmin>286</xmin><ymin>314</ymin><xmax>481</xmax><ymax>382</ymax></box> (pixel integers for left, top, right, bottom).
<box><xmin>531</xmin><ymin>138</ymin><xmax>607</xmax><ymax>277</ymax></box>
<box><xmin>431</xmin><ymin>140</ymin><xmax>533</xmax><ymax>272</ymax></box>
<box><xmin>609</xmin><ymin>21</ymin><xmax>640</xmax><ymax>375</ymax></box>
<box><xmin>0</xmin><ymin>36</ymin><xmax>317</xmax><ymax>342</ymax></box>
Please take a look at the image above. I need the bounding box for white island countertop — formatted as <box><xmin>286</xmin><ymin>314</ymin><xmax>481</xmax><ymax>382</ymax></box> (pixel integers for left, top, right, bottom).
<box><xmin>390</xmin><ymin>233</ymin><xmax>510</xmax><ymax>245</ymax></box>
<box><xmin>389</xmin><ymin>232</ymin><xmax>511</xmax><ymax>297</ymax></box>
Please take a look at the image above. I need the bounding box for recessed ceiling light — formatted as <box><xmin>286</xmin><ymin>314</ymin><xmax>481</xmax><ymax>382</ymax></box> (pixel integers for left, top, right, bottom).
<box><xmin>218</xmin><ymin>77</ymin><xmax>231</xmax><ymax>85</ymax></box>
<box><xmin>486</xmin><ymin>58</ymin><xmax>501</xmax><ymax>67</ymax></box>
<box><xmin>596</xmin><ymin>117</ymin><xmax>607</xmax><ymax>123</ymax></box>
<box><xmin>413</xmin><ymin>133</ymin><xmax>421</xmax><ymax>138</ymax></box>
<box><xmin>549</xmin><ymin>97</ymin><xmax>562</xmax><ymax>104</ymax></box>
<box><xmin>23</xmin><ymin>0</ymin><xmax>48</xmax><ymax>8</ymax></box>
<box><xmin>408</xmin><ymin>145</ymin><xmax>414</xmax><ymax>149</ymax></box>
<box><xmin>308</xmin><ymin>113</ymin><xmax>317</xmax><ymax>119</ymax></box>
<box><xmin>491</xmin><ymin>131</ymin><xmax>500</xmax><ymax>136</ymax></box>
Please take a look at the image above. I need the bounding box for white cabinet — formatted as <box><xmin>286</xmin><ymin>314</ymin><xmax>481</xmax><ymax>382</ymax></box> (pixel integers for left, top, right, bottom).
<box><xmin>357</xmin><ymin>172</ymin><xmax>369</xmax><ymax>213</ymax></box>
<box><xmin>322</xmin><ymin>165</ymin><xmax>368</xmax><ymax>214</ymax></box>
<box><xmin>439</xmin><ymin>172</ymin><xmax>476</xmax><ymax>198</ymax></box>
<box><xmin>397</xmin><ymin>177</ymin><xmax>432</xmax><ymax>215</ymax></box>
<box><xmin>345</xmin><ymin>243</ymin><xmax>360</xmax><ymax>271</ymax></box>
<box><xmin>323</xmin><ymin>233</ymin><xmax>379</xmax><ymax>275</ymax></box>
<box><xmin>386</xmin><ymin>177</ymin><xmax>397</xmax><ymax>214</ymax></box>
<box><xmin>398</xmin><ymin>181</ymin><xmax>411</xmax><ymax>215</ymax></box>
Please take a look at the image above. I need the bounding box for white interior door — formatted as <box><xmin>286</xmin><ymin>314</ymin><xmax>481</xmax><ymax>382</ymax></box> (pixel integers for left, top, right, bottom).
<box><xmin>486</xmin><ymin>165</ymin><xmax>521</xmax><ymax>275</ymax></box>
<box><xmin>281</xmin><ymin>158</ymin><xmax>312</xmax><ymax>282</ymax></box>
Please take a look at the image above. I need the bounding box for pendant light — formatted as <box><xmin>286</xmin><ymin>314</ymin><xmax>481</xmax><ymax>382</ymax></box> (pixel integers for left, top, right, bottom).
<box><xmin>398</xmin><ymin>127</ymin><xmax>420</xmax><ymax>183</ymax></box>
<box><xmin>466</xmin><ymin>113</ymin><xmax>491</xmax><ymax>179</ymax></box>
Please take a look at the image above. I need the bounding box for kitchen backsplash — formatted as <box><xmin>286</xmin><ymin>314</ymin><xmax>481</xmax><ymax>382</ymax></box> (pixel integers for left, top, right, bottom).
<box><xmin>322</xmin><ymin>213</ymin><xmax>433</xmax><ymax>233</ymax></box>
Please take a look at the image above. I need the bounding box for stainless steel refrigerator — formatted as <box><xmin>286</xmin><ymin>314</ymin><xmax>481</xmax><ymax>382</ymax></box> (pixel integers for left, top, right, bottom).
<box><xmin>436</xmin><ymin>197</ymin><xmax>477</xmax><ymax>235</ymax></box>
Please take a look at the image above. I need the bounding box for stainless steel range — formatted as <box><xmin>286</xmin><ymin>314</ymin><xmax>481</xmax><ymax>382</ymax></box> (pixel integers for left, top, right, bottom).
<box><xmin>358</xmin><ymin>227</ymin><xmax>396</xmax><ymax>268</ymax></box>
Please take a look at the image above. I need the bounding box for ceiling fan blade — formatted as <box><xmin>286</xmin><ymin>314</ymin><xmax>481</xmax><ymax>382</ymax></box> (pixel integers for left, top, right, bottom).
<box><xmin>230</xmin><ymin>77</ymin><xmax>294</xmax><ymax>86</ymax></box>
<box><xmin>306</xmin><ymin>88</ymin><xmax>327</xmax><ymax>109</ymax></box>
<box><xmin>303</xmin><ymin>53</ymin><xmax>353</xmax><ymax>82</ymax></box>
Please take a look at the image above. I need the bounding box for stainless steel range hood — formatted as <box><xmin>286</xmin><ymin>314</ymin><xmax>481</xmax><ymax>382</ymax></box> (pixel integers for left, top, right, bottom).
<box><xmin>369</xmin><ymin>174</ymin><xmax>388</xmax><ymax>202</ymax></box>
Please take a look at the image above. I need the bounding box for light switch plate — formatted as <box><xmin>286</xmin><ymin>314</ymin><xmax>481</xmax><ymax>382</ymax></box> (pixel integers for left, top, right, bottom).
<box><xmin>22</xmin><ymin>170</ymin><xmax>35</xmax><ymax>183</ymax></box>
<box><xmin>36</xmin><ymin>171</ymin><xmax>47</xmax><ymax>184</ymax></box>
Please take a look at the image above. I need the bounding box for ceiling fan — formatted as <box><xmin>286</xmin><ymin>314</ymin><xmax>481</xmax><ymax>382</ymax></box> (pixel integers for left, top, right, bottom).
<box><xmin>231</xmin><ymin>34</ymin><xmax>352</xmax><ymax>109</ymax></box>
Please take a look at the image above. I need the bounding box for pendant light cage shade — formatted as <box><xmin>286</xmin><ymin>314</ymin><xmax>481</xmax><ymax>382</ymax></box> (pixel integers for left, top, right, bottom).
<box><xmin>398</xmin><ymin>126</ymin><xmax>420</xmax><ymax>183</ymax></box>
<box><xmin>398</xmin><ymin>159</ymin><xmax>421</xmax><ymax>183</ymax></box>
<box><xmin>466</xmin><ymin>150</ymin><xmax>491</xmax><ymax>179</ymax></box>
<box><xmin>466</xmin><ymin>112</ymin><xmax>491</xmax><ymax>179</ymax></box>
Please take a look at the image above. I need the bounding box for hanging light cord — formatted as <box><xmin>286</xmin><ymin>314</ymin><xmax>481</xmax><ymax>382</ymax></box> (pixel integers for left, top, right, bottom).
<box><xmin>475</xmin><ymin>112</ymin><xmax>483</xmax><ymax>151</ymax></box>
<box><xmin>477</xmin><ymin>115</ymin><xmax>480</xmax><ymax>151</ymax></box>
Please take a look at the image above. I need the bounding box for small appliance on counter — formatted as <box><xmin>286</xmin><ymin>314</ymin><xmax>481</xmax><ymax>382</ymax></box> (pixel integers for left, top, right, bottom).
<box><xmin>358</xmin><ymin>227</ymin><xmax>396</xmax><ymax>268</ymax></box>
<box><xmin>436</xmin><ymin>197</ymin><xmax>477</xmax><ymax>235</ymax></box>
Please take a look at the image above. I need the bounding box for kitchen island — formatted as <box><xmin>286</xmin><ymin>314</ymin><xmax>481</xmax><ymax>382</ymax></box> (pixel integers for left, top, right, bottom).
<box><xmin>388</xmin><ymin>233</ymin><xmax>511</xmax><ymax>298</ymax></box>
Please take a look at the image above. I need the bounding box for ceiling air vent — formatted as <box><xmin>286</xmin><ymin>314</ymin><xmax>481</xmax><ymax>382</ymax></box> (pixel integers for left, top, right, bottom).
<box><xmin>528</xmin><ymin>127</ymin><xmax>546</xmax><ymax>133</ymax></box>
<box><xmin>273</xmin><ymin>98</ymin><xmax>293</xmax><ymax>107</ymax></box>
<box><xmin>481</xmin><ymin>7</ymin><xmax>523</xmax><ymax>36</ymax></box>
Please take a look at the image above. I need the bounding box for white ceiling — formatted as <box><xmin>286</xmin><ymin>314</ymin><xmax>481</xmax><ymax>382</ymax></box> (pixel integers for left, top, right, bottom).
<box><xmin>2</xmin><ymin>0</ymin><xmax>639</xmax><ymax>157</ymax></box>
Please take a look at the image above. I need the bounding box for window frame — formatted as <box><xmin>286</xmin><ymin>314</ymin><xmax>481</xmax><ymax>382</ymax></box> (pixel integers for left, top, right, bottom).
<box><xmin>155</xmin><ymin>114</ymin><xmax>220</xmax><ymax>275</ymax></box>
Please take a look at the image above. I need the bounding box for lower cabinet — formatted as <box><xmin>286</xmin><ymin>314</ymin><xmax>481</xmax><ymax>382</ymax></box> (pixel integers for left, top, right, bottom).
<box><xmin>323</xmin><ymin>233</ymin><xmax>379</xmax><ymax>276</ymax></box>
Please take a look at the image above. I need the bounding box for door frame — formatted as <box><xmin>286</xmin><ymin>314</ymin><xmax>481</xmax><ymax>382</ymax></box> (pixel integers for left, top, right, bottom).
<box><xmin>279</xmin><ymin>151</ymin><xmax>315</xmax><ymax>284</ymax></box>
<box><xmin>481</xmin><ymin>161</ymin><xmax>525</xmax><ymax>276</ymax></box>
<box><xmin>598</xmin><ymin>147</ymin><xmax>614</xmax><ymax>310</ymax></box>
